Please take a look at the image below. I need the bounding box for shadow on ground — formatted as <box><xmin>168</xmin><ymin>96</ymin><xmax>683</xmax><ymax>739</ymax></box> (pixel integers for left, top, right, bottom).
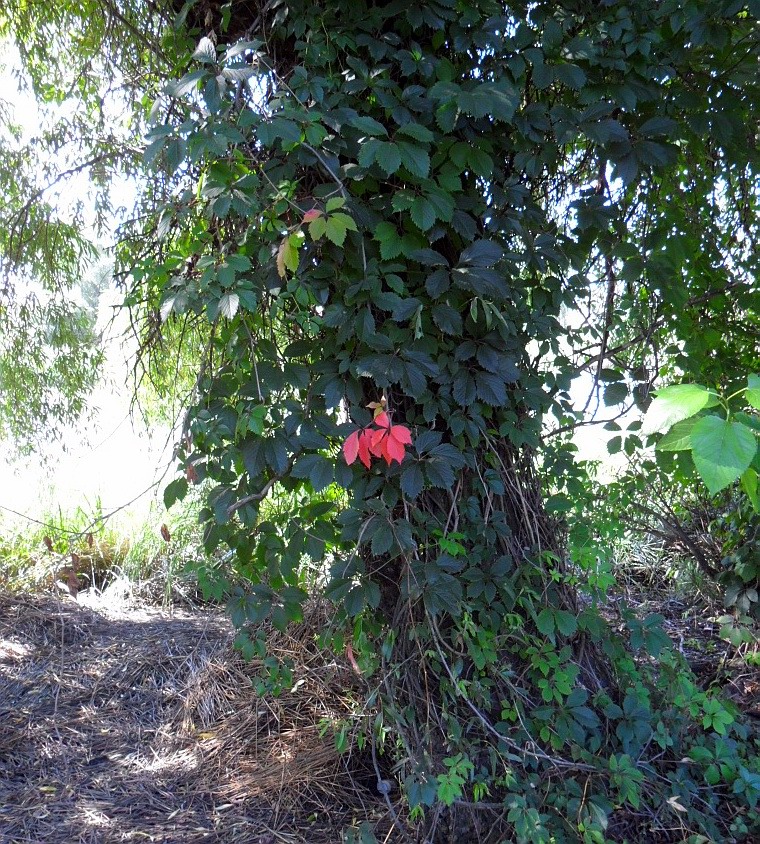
<box><xmin>0</xmin><ymin>592</ymin><xmax>385</xmax><ymax>843</ymax></box>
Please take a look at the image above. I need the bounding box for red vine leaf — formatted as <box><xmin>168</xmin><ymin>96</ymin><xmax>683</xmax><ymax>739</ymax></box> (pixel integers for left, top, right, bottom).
<box><xmin>384</xmin><ymin>425</ymin><xmax>411</xmax><ymax>464</ymax></box>
<box><xmin>343</xmin><ymin>416</ymin><xmax>413</xmax><ymax>468</ymax></box>
<box><xmin>343</xmin><ymin>430</ymin><xmax>360</xmax><ymax>465</ymax></box>
<box><xmin>357</xmin><ymin>430</ymin><xmax>373</xmax><ymax>468</ymax></box>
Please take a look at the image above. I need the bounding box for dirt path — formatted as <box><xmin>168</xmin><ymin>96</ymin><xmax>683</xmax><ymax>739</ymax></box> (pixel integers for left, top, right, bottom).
<box><xmin>0</xmin><ymin>592</ymin><xmax>379</xmax><ymax>844</ymax></box>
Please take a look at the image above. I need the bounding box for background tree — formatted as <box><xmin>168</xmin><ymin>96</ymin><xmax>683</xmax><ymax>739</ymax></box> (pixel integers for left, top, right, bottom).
<box><xmin>0</xmin><ymin>0</ymin><xmax>177</xmax><ymax>449</ymax></box>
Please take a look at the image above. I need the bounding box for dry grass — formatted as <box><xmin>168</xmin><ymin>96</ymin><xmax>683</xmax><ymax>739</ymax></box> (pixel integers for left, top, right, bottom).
<box><xmin>0</xmin><ymin>590</ymin><xmax>393</xmax><ymax>843</ymax></box>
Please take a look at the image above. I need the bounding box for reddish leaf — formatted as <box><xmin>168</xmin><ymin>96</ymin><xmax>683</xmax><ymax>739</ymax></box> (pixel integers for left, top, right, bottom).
<box><xmin>343</xmin><ymin>430</ymin><xmax>360</xmax><ymax>464</ymax></box>
<box><xmin>384</xmin><ymin>430</ymin><xmax>407</xmax><ymax>464</ymax></box>
<box><xmin>390</xmin><ymin>424</ymin><xmax>412</xmax><ymax>445</ymax></box>
<box><xmin>369</xmin><ymin>427</ymin><xmax>387</xmax><ymax>457</ymax></box>
<box><xmin>160</xmin><ymin>523</ymin><xmax>171</xmax><ymax>542</ymax></box>
<box><xmin>346</xmin><ymin>641</ymin><xmax>362</xmax><ymax>675</ymax></box>
<box><xmin>67</xmin><ymin>569</ymin><xmax>79</xmax><ymax>598</ymax></box>
<box><xmin>358</xmin><ymin>430</ymin><xmax>373</xmax><ymax>468</ymax></box>
<box><xmin>303</xmin><ymin>208</ymin><xmax>322</xmax><ymax>222</ymax></box>
<box><xmin>374</xmin><ymin>411</ymin><xmax>390</xmax><ymax>428</ymax></box>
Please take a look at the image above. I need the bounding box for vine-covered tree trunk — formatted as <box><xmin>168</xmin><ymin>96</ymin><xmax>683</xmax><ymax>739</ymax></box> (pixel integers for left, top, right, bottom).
<box><xmin>137</xmin><ymin>1</ymin><xmax>760</xmax><ymax>840</ymax></box>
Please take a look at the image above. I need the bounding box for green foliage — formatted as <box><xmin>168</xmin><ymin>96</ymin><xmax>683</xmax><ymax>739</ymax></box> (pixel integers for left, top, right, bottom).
<box><xmin>0</xmin><ymin>495</ymin><xmax>209</xmax><ymax>599</ymax></box>
<box><xmin>646</xmin><ymin>379</ymin><xmax>760</xmax><ymax>499</ymax></box>
<box><xmin>640</xmin><ymin>379</ymin><xmax>760</xmax><ymax>620</ymax></box>
<box><xmin>0</xmin><ymin>296</ymin><xmax>102</xmax><ymax>451</ymax></box>
<box><xmin>0</xmin><ymin>1</ymin><xmax>188</xmax><ymax>449</ymax></box>
<box><xmin>68</xmin><ymin>0</ymin><xmax>760</xmax><ymax>839</ymax></box>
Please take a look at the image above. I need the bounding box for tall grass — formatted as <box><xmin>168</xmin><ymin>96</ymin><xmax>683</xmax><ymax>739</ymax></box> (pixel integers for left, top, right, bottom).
<box><xmin>0</xmin><ymin>493</ymin><xmax>208</xmax><ymax>602</ymax></box>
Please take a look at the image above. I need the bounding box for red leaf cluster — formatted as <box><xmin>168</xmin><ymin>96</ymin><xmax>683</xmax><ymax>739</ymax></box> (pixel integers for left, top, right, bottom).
<box><xmin>343</xmin><ymin>411</ymin><xmax>412</xmax><ymax>468</ymax></box>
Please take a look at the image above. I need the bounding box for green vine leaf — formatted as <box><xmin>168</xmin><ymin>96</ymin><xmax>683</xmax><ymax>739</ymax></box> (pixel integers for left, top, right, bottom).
<box><xmin>747</xmin><ymin>374</ymin><xmax>760</xmax><ymax>409</ymax></box>
<box><xmin>642</xmin><ymin>384</ymin><xmax>719</xmax><ymax>435</ymax></box>
<box><xmin>690</xmin><ymin>416</ymin><xmax>757</xmax><ymax>495</ymax></box>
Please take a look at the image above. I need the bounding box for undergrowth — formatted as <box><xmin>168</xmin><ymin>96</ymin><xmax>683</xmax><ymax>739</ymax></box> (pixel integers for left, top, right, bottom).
<box><xmin>0</xmin><ymin>495</ymin><xmax>208</xmax><ymax>602</ymax></box>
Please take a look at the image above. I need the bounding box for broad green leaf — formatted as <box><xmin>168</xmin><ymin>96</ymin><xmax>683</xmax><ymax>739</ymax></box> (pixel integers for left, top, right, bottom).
<box><xmin>371</xmin><ymin>520</ymin><xmax>394</xmax><ymax>556</ymax></box>
<box><xmin>603</xmin><ymin>382</ymin><xmax>628</xmax><ymax>406</ymax></box>
<box><xmin>248</xmin><ymin>405</ymin><xmax>267</xmax><ymax>435</ymax></box>
<box><xmin>432</xmin><ymin>303</ymin><xmax>462</xmax><ymax>335</ymax></box>
<box><xmin>639</xmin><ymin>116</ymin><xmax>677</xmax><ymax>137</ymax></box>
<box><xmin>308</xmin><ymin>215</ymin><xmax>328</xmax><ymax>240</ymax></box>
<box><xmin>425</xmin><ymin>456</ymin><xmax>456</xmax><ymax>488</ymax></box>
<box><xmin>740</xmin><ymin>467</ymin><xmax>759</xmax><ymax>512</ymax></box>
<box><xmin>747</xmin><ymin>374</ymin><xmax>760</xmax><ymax>410</ymax></box>
<box><xmin>410</xmin><ymin>196</ymin><xmax>436</xmax><ymax>231</ymax></box>
<box><xmin>555</xmin><ymin>63</ymin><xmax>585</xmax><ymax>89</ymax></box>
<box><xmin>690</xmin><ymin>416</ymin><xmax>757</xmax><ymax>495</ymax></box>
<box><xmin>165</xmin><ymin>69</ymin><xmax>208</xmax><ymax>98</ymax></box>
<box><xmin>642</xmin><ymin>384</ymin><xmax>718</xmax><ymax>435</ymax></box>
<box><xmin>425</xmin><ymin>269</ymin><xmax>450</xmax><ymax>297</ymax></box>
<box><xmin>396</xmin><ymin>122</ymin><xmax>434</xmax><ymax>142</ymax></box>
<box><xmin>397</xmin><ymin>141</ymin><xmax>430</xmax><ymax>178</ymax></box>
<box><xmin>193</xmin><ymin>36</ymin><xmax>216</xmax><ymax>63</ymax></box>
<box><xmin>219</xmin><ymin>292</ymin><xmax>239</xmax><ymax>319</ymax></box>
<box><xmin>655</xmin><ymin>417</ymin><xmax>697</xmax><ymax>451</ymax></box>
<box><xmin>344</xmin><ymin>585</ymin><xmax>366</xmax><ymax>617</ymax></box>
<box><xmin>324</xmin><ymin>213</ymin><xmax>356</xmax><ymax>247</ymax></box>
<box><xmin>376</xmin><ymin>142</ymin><xmax>402</xmax><ymax>175</ymax></box>
<box><xmin>291</xmin><ymin>454</ymin><xmax>332</xmax><ymax>491</ymax></box>
<box><xmin>554</xmin><ymin>610</ymin><xmax>578</xmax><ymax>637</ymax></box>
<box><xmin>349</xmin><ymin>115</ymin><xmax>387</xmax><ymax>136</ymax></box>
<box><xmin>546</xmin><ymin>494</ymin><xmax>572</xmax><ymax>513</ymax></box>
<box><xmin>459</xmin><ymin>240</ymin><xmax>503</xmax><ymax>267</ymax></box>
<box><xmin>357</xmin><ymin>138</ymin><xmax>381</xmax><ymax>168</ymax></box>
<box><xmin>536</xmin><ymin>608</ymin><xmax>555</xmax><ymax>637</ymax></box>
<box><xmin>374</xmin><ymin>222</ymin><xmax>402</xmax><ymax>260</ymax></box>
<box><xmin>164</xmin><ymin>477</ymin><xmax>188</xmax><ymax>509</ymax></box>
<box><xmin>400</xmin><ymin>463</ymin><xmax>424</xmax><ymax>499</ymax></box>
<box><xmin>475</xmin><ymin>371</ymin><xmax>507</xmax><ymax>405</ymax></box>
<box><xmin>222</xmin><ymin>66</ymin><xmax>258</xmax><ymax>82</ymax></box>
<box><xmin>532</xmin><ymin>61</ymin><xmax>553</xmax><ymax>89</ymax></box>
<box><xmin>607</xmin><ymin>436</ymin><xmax>622</xmax><ymax>454</ymax></box>
<box><xmin>325</xmin><ymin>197</ymin><xmax>345</xmax><ymax>213</ymax></box>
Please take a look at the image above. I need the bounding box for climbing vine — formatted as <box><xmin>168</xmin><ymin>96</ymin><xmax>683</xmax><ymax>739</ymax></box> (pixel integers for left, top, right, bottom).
<box><xmin>127</xmin><ymin>1</ymin><xmax>760</xmax><ymax>841</ymax></box>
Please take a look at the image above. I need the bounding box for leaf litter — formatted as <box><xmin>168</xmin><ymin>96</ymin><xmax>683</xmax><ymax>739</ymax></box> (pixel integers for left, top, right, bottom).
<box><xmin>0</xmin><ymin>591</ymin><xmax>391</xmax><ymax>843</ymax></box>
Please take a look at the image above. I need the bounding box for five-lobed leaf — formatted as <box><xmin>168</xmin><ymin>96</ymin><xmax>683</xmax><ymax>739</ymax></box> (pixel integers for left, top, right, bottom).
<box><xmin>343</xmin><ymin>414</ymin><xmax>413</xmax><ymax>469</ymax></box>
<box><xmin>324</xmin><ymin>213</ymin><xmax>357</xmax><ymax>247</ymax></box>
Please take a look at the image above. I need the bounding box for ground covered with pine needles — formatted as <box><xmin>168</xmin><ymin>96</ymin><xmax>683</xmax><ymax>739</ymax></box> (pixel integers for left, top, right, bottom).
<box><xmin>0</xmin><ymin>582</ymin><xmax>757</xmax><ymax>843</ymax></box>
<box><xmin>0</xmin><ymin>590</ymin><xmax>387</xmax><ymax>844</ymax></box>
